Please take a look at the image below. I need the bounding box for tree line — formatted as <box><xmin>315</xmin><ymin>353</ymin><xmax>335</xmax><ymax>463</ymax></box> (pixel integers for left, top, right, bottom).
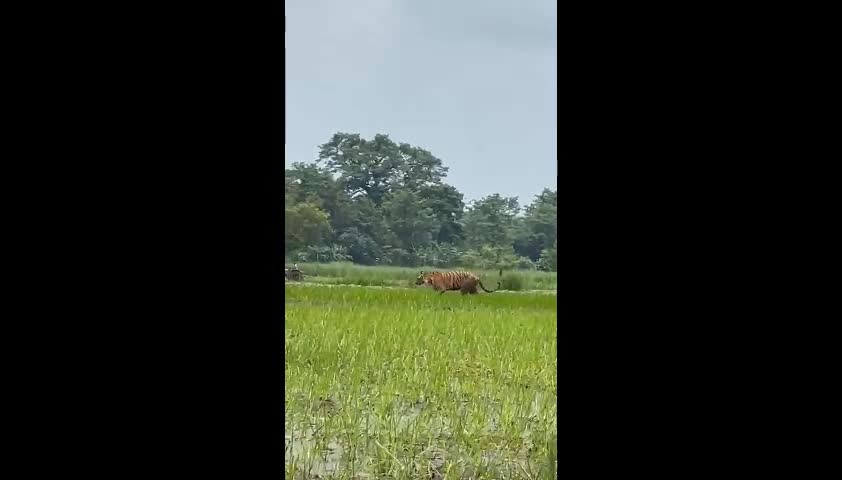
<box><xmin>285</xmin><ymin>132</ymin><xmax>557</xmax><ymax>271</ymax></box>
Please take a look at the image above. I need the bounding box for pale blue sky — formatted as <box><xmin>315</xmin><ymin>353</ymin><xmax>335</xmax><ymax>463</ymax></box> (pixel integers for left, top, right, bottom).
<box><xmin>286</xmin><ymin>0</ymin><xmax>556</xmax><ymax>206</ymax></box>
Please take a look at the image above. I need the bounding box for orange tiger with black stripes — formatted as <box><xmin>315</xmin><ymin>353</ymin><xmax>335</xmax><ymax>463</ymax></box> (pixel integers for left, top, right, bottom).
<box><xmin>415</xmin><ymin>270</ymin><xmax>502</xmax><ymax>295</ymax></box>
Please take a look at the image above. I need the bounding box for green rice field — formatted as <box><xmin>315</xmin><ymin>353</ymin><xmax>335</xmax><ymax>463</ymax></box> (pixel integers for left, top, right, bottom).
<box><xmin>285</xmin><ymin>281</ymin><xmax>557</xmax><ymax>479</ymax></box>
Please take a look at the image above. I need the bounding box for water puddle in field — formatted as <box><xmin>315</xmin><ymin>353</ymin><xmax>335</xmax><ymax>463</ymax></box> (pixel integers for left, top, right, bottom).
<box><xmin>285</xmin><ymin>392</ymin><xmax>557</xmax><ymax>479</ymax></box>
<box><xmin>285</xmin><ymin>427</ymin><xmax>344</xmax><ymax>478</ymax></box>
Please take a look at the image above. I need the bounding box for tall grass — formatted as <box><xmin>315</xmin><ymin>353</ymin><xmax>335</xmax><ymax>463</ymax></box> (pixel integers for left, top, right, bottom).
<box><xmin>290</xmin><ymin>262</ymin><xmax>557</xmax><ymax>291</ymax></box>
<box><xmin>285</xmin><ymin>284</ymin><xmax>557</xmax><ymax>479</ymax></box>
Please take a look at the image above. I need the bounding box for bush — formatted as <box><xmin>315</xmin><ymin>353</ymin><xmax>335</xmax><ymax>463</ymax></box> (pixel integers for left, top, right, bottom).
<box><xmin>499</xmin><ymin>272</ymin><xmax>525</xmax><ymax>291</ymax></box>
<box><xmin>516</xmin><ymin>256</ymin><xmax>536</xmax><ymax>270</ymax></box>
<box><xmin>538</xmin><ymin>241</ymin><xmax>557</xmax><ymax>272</ymax></box>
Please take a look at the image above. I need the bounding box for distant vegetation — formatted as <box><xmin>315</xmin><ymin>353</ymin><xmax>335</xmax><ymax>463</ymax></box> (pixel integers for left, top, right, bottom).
<box><xmin>286</xmin><ymin>132</ymin><xmax>557</xmax><ymax>272</ymax></box>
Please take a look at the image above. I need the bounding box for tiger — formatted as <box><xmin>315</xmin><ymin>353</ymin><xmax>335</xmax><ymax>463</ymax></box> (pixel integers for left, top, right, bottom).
<box><xmin>415</xmin><ymin>270</ymin><xmax>502</xmax><ymax>295</ymax></box>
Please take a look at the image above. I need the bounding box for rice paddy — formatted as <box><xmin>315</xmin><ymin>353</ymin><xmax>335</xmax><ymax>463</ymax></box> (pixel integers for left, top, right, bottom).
<box><xmin>285</xmin><ymin>279</ymin><xmax>557</xmax><ymax>479</ymax></box>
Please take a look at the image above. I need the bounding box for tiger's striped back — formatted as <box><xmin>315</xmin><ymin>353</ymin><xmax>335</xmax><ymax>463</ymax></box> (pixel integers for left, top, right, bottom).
<box><xmin>417</xmin><ymin>271</ymin><xmax>477</xmax><ymax>291</ymax></box>
<box><xmin>415</xmin><ymin>270</ymin><xmax>501</xmax><ymax>294</ymax></box>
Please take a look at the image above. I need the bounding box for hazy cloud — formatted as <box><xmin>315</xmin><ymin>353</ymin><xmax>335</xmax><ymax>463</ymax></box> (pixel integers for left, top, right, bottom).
<box><xmin>286</xmin><ymin>0</ymin><xmax>556</xmax><ymax>204</ymax></box>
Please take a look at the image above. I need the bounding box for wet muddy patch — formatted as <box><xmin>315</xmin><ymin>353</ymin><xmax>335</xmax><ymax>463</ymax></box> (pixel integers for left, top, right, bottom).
<box><xmin>284</xmin><ymin>392</ymin><xmax>556</xmax><ymax>479</ymax></box>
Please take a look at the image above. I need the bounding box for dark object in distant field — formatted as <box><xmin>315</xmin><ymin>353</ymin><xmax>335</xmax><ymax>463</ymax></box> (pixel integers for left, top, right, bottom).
<box><xmin>285</xmin><ymin>265</ymin><xmax>304</xmax><ymax>281</ymax></box>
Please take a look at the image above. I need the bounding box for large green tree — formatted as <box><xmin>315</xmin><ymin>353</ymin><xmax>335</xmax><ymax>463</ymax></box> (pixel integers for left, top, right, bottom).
<box><xmin>462</xmin><ymin>194</ymin><xmax>520</xmax><ymax>249</ymax></box>
<box><xmin>285</xmin><ymin>162</ymin><xmax>353</xmax><ymax>234</ymax></box>
<box><xmin>344</xmin><ymin>196</ymin><xmax>388</xmax><ymax>244</ymax></box>
<box><xmin>417</xmin><ymin>183</ymin><xmax>465</xmax><ymax>245</ymax></box>
<box><xmin>336</xmin><ymin>227</ymin><xmax>382</xmax><ymax>265</ymax></box>
<box><xmin>381</xmin><ymin>190</ymin><xmax>438</xmax><ymax>250</ymax></box>
<box><xmin>334</xmin><ymin>196</ymin><xmax>389</xmax><ymax>265</ymax></box>
<box><xmin>514</xmin><ymin>188</ymin><xmax>557</xmax><ymax>261</ymax></box>
<box><xmin>284</xmin><ymin>203</ymin><xmax>332</xmax><ymax>254</ymax></box>
<box><xmin>316</xmin><ymin>133</ymin><xmax>448</xmax><ymax>206</ymax></box>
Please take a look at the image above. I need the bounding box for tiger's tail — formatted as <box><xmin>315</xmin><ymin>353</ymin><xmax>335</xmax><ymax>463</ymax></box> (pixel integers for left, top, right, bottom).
<box><xmin>479</xmin><ymin>269</ymin><xmax>503</xmax><ymax>293</ymax></box>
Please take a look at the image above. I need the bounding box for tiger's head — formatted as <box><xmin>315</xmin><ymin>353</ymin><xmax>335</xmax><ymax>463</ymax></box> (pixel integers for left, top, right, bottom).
<box><xmin>415</xmin><ymin>271</ymin><xmax>429</xmax><ymax>285</ymax></box>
